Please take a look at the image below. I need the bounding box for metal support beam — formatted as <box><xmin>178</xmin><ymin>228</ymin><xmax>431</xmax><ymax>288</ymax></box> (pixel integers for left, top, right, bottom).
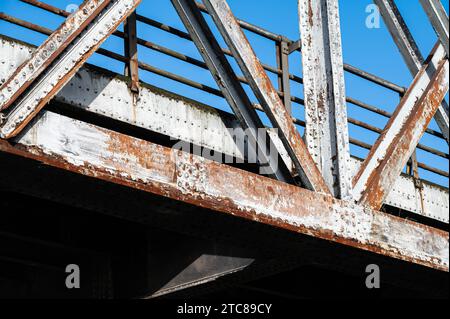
<box><xmin>124</xmin><ymin>10</ymin><xmax>140</xmax><ymax>93</ymax></box>
<box><xmin>0</xmin><ymin>0</ymin><xmax>112</xmax><ymax>112</ymax></box>
<box><xmin>202</xmin><ymin>0</ymin><xmax>330</xmax><ymax>194</ymax></box>
<box><xmin>170</xmin><ymin>0</ymin><xmax>294</xmax><ymax>183</ymax></box>
<box><xmin>0</xmin><ymin>0</ymin><xmax>142</xmax><ymax>139</ymax></box>
<box><xmin>1</xmin><ymin>35</ymin><xmax>447</xmax><ymax>222</ymax></box>
<box><xmin>1</xmin><ymin>110</ymin><xmax>447</xmax><ymax>271</ymax></box>
<box><xmin>298</xmin><ymin>0</ymin><xmax>353</xmax><ymax>200</ymax></box>
<box><xmin>353</xmin><ymin>44</ymin><xmax>449</xmax><ymax>210</ymax></box>
<box><xmin>420</xmin><ymin>0</ymin><xmax>449</xmax><ymax>56</ymax></box>
<box><xmin>275</xmin><ymin>38</ymin><xmax>292</xmax><ymax>114</ymax></box>
<box><xmin>374</xmin><ymin>0</ymin><xmax>449</xmax><ymax>144</ymax></box>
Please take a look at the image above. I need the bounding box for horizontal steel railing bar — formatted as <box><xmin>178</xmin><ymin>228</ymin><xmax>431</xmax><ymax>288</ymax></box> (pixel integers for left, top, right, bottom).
<box><xmin>194</xmin><ymin>0</ymin><xmax>408</xmax><ymax>94</ymax></box>
<box><xmin>0</xmin><ymin>15</ymin><xmax>448</xmax><ymax>177</ymax></box>
<box><xmin>2</xmin><ymin>10</ymin><xmax>444</xmax><ymax>142</ymax></box>
<box><xmin>0</xmin><ymin>13</ymin><xmax>304</xmax><ymax>104</ymax></box>
<box><xmin>20</xmin><ymin>0</ymin><xmax>406</xmax><ymax>97</ymax></box>
<box><xmin>194</xmin><ymin>1</ymin><xmax>283</xmax><ymax>42</ymax></box>
<box><xmin>18</xmin><ymin>1</ymin><xmax>295</xmax><ymax>83</ymax></box>
<box><xmin>0</xmin><ymin>12</ymin><xmax>446</xmax><ymax>159</ymax></box>
<box><xmin>15</xmin><ymin>1</ymin><xmax>425</xmax><ymax>134</ymax></box>
<box><xmin>343</xmin><ymin>62</ymin><xmax>406</xmax><ymax>94</ymax></box>
<box><xmin>346</xmin><ymin>96</ymin><xmax>444</xmax><ymax>139</ymax></box>
<box><xmin>293</xmin><ymin>118</ymin><xmax>449</xmax><ymax>178</ymax></box>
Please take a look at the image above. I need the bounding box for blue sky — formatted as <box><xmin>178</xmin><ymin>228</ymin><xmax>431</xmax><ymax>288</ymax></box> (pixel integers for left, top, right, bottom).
<box><xmin>0</xmin><ymin>0</ymin><xmax>448</xmax><ymax>187</ymax></box>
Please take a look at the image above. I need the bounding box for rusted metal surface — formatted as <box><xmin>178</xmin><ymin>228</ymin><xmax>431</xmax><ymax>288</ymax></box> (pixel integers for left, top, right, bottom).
<box><xmin>1</xmin><ymin>34</ymin><xmax>447</xmax><ymax>222</ymax></box>
<box><xmin>0</xmin><ymin>0</ymin><xmax>112</xmax><ymax>112</ymax></box>
<box><xmin>298</xmin><ymin>0</ymin><xmax>353</xmax><ymax>200</ymax></box>
<box><xmin>354</xmin><ymin>44</ymin><xmax>449</xmax><ymax>210</ymax></box>
<box><xmin>124</xmin><ymin>11</ymin><xmax>140</xmax><ymax>93</ymax></box>
<box><xmin>374</xmin><ymin>0</ymin><xmax>449</xmax><ymax>144</ymax></box>
<box><xmin>170</xmin><ymin>0</ymin><xmax>294</xmax><ymax>183</ymax></box>
<box><xmin>0</xmin><ymin>0</ymin><xmax>142</xmax><ymax>139</ymax></box>
<box><xmin>0</xmin><ymin>110</ymin><xmax>447</xmax><ymax>271</ymax></box>
<box><xmin>202</xmin><ymin>0</ymin><xmax>330</xmax><ymax>194</ymax></box>
<box><xmin>1</xmin><ymin>34</ymin><xmax>446</xmax><ymax>222</ymax></box>
<box><xmin>420</xmin><ymin>0</ymin><xmax>449</xmax><ymax>56</ymax></box>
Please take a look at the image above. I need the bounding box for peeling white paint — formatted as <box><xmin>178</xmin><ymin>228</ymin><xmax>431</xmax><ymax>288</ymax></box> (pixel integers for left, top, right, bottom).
<box><xmin>0</xmin><ymin>35</ymin><xmax>447</xmax><ymax>223</ymax></box>
<box><xmin>11</xmin><ymin>110</ymin><xmax>449</xmax><ymax>270</ymax></box>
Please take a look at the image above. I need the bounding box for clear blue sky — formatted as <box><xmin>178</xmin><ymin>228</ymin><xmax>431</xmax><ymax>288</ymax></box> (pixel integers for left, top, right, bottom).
<box><xmin>0</xmin><ymin>0</ymin><xmax>448</xmax><ymax>187</ymax></box>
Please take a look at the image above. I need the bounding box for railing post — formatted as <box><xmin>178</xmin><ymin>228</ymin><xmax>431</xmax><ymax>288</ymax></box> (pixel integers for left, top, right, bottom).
<box><xmin>124</xmin><ymin>10</ymin><xmax>140</xmax><ymax>93</ymax></box>
<box><xmin>275</xmin><ymin>37</ymin><xmax>292</xmax><ymax>114</ymax></box>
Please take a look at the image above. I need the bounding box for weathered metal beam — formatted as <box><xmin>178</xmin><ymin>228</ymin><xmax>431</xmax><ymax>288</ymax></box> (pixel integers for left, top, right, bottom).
<box><xmin>1</xmin><ymin>35</ymin><xmax>447</xmax><ymax>222</ymax></box>
<box><xmin>124</xmin><ymin>10</ymin><xmax>140</xmax><ymax>93</ymax></box>
<box><xmin>0</xmin><ymin>0</ymin><xmax>112</xmax><ymax>112</ymax></box>
<box><xmin>0</xmin><ymin>110</ymin><xmax>447</xmax><ymax>271</ymax></box>
<box><xmin>374</xmin><ymin>0</ymin><xmax>449</xmax><ymax>144</ymax></box>
<box><xmin>201</xmin><ymin>0</ymin><xmax>330</xmax><ymax>194</ymax></box>
<box><xmin>353</xmin><ymin>44</ymin><xmax>449</xmax><ymax>210</ymax></box>
<box><xmin>420</xmin><ymin>0</ymin><xmax>449</xmax><ymax>56</ymax></box>
<box><xmin>298</xmin><ymin>0</ymin><xmax>353</xmax><ymax>200</ymax></box>
<box><xmin>170</xmin><ymin>0</ymin><xmax>294</xmax><ymax>183</ymax></box>
<box><xmin>0</xmin><ymin>0</ymin><xmax>142</xmax><ymax>139</ymax></box>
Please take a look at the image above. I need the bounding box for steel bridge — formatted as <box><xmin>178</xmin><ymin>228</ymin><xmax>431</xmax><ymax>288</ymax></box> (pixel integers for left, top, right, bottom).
<box><xmin>0</xmin><ymin>0</ymin><xmax>448</xmax><ymax>298</ymax></box>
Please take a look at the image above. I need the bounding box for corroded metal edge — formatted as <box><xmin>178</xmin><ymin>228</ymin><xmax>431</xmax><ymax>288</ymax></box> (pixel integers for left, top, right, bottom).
<box><xmin>0</xmin><ymin>110</ymin><xmax>447</xmax><ymax>272</ymax></box>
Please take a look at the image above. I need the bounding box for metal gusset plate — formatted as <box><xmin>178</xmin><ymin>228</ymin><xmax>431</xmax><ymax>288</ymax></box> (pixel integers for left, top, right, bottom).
<box><xmin>353</xmin><ymin>44</ymin><xmax>449</xmax><ymax>210</ymax></box>
<box><xmin>201</xmin><ymin>0</ymin><xmax>331</xmax><ymax>194</ymax></box>
<box><xmin>0</xmin><ymin>0</ymin><xmax>142</xmax><ymax>139</ymax></box>
<box><xmin>171</xmin><ymin>0</ymin><xmax>295</xmax><ymax>183</ymax></box>
<box><xmin>374</xmin><ymin>0</ymin><xmax>449</xmax><ymax>144</ymax></box>
<box><xmin>298</xmin><ymin>0</ymin><xmax>353</xmax><ymax>200</ymax></box>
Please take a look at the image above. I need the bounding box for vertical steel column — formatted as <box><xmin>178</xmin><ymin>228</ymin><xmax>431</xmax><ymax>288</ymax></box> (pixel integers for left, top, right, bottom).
<box><xmin>124</xmin><ymin>10</ymin><xmax>140</xmax><ymax>93</ymax></box>
<box><xmin>275</xmin><ymin>38</ymin><xmax>292</xmax><ymax>114</ymax></box>
<box><xmin>298</xmin><ymin>0</ymin><xmax>353</xmax><ymax>200</ymax></box>
<box><xmin>170</xmin><ymin>0</ymin><xmax>295</xmax><ymax>184</ymax></box>
<box><xmin>419</xmin><ymin>0</ymin><xmax>449</xmax><ymax>56</ymax></box>
<box><xmin>202</xmin><ymin>0</ymin><xmax>330</xmax><ymax>194</ymax></box>
<box><xmin>374</xmin><ymin>0</ymin><xmax>449</xmax><ymax>144</ymax></box>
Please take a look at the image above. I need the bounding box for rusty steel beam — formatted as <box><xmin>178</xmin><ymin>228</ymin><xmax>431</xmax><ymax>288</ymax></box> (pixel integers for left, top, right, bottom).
<box><xmin>0</xmin><ymin>0</ymin><xmax>142</xmax><ymax>139</ymax></box>
<box><xmin>353</xmin><ymin>44</ymin><xmax>449</xmax><ymax>210</ymax></box>
<box><xmin>170</xmin><ymin>0</ymin><xmax>295</xmax><ymax>183</ymax></box>
<box><xmin>298</xmin><ymin>0</ymin><xmax>353</xmax><ymax>200</ymax></box>
<box><xmin>0</xmin><ymin>110</ymin><xmax>447</xmax><ymax>271</ymax></box>
<box><xmin>1</xmin><ymin>34</ymin><xmax>447</xmax><ymax>223</ymax></box>
<box><xmin>420</xmin><ymin>0</ymin><xmax>449</xmax><ymax>56</ymax></box>
<box><xmin>374</xmin><ymin>0</ymin><xmax>449</xmax><ymax>144</ymax></box>
<box><xmin>201</xmin><ymin>0</ymin><xmax>330</xmax><ymax>194</ymax></box>
<box><xmin>0</xmin><ymin>0</ymin><xmax>112</xmax><ymax>112</ymax></box>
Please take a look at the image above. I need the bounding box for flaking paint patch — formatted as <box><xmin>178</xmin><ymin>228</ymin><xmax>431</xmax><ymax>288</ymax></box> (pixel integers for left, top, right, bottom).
<box><xmin>174</xmin><ymin>150</ymin><xmax>207</xmax><ymax>197</ymax></box>
<box><xmin>9</xmin><ymin>110</ymin><xmax>449</xmax><ymax>270</ymax></box>
<box><xmin>371</xmin><ymin>213</ymin><xmax>449</xmax><ymax>267</ymax></box>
